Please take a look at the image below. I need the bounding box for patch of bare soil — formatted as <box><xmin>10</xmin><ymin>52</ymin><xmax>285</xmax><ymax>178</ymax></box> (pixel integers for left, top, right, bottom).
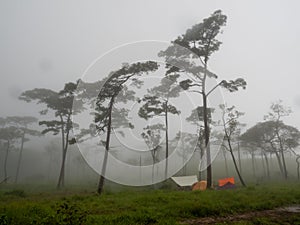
<box><xmin>181</xmin><ymin>205</ymin><xmax>300</xmax><ymax>224</ymax></box>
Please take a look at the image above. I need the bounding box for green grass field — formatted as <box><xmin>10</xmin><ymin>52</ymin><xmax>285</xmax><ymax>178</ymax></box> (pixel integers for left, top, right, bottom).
<box><xmin>0</xmin><ymin>182</ymin><xmax>300</xmax><ymax>225</ymax></box>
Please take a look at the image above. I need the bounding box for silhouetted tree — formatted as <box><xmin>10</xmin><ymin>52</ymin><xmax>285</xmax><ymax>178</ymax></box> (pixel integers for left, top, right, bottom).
<box><xmin>219</xmin><ymin>104</ymin><xmax>246</xmax><ymax>187</ymax></box>
<box><xmin>5</xmin><ymin>116</ymin><xmax>41</xmax><ymax>183</ymax></box>
<box><xmin>0</xmin><ymin>126</ymin><xmax>22</xmax><ymax>183</ymax></box>
<box><xmin>186</xmin><ymin>106</ymin><xmax>213</xmax><ymax>180</ymax></box>
<box><xmin>159</xmin><ymin>10</ymin><xmax>247</xmax><ymax>188</ymax></box>
<box><xmin>93</xmin><ymin>61</ymin><xmax>159</xmax><ymax>194</ymax></box>
<box><xmin>139</xmin><ymin>74</ymin><xmax>181</xmax><ymax>179</ymax></box>
<box><xmin>19</xmin><ymin>82</ymin><xmax>83</xmax><ymax>188</ymax></box>
<box><xmin>141</xmin><ymin>124</ymin><xmax>164</xmax><ymax>183</ymax></box>
<box><xmin>264</xmin><ymin>100</ymin><xmax>295</xmax><ymax>179</ymax></box>
<box><xmin>172</xmin><ymin>131</ymin><xmax>198</xmax><ymax>176</ymax></box>
<box><xmin>297</xmin><ymin>155</ymin><xmax>300</xmax><ymax>180</ymax></box>
<box><xmin>240</xmin><ymin>120</ymin><xmax>300</xmax><ymax>179</ymax></box>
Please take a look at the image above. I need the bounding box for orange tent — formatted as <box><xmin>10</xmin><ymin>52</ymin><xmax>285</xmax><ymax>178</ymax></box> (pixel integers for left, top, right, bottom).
<box><xmin>218</xmin><ymin>177</ymin><xmax>235</xmax><ymax>187</ymax></box>
<box><xmin>192</xmin><ymin>180</ymin><xmax>207</xmax><ymax>191</ymax></box>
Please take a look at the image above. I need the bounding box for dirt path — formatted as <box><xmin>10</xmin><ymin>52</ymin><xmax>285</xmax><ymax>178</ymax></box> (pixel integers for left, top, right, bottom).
<box><xmin>181</xmin><ymin>206</ymin><xmax>300</xmax><ymax>224</ymax></box>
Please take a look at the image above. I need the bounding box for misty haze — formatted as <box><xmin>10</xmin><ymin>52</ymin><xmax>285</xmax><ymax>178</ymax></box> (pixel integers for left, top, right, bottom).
<box><xmin>1</xmin><ymin>1</ymin><xmax>300</xmax><ymax>224</ymax></box>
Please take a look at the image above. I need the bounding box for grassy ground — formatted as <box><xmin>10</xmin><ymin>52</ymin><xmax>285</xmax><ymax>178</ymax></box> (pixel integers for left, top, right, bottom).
<box><xmin>0</xmin><ymin>182</ymin><xmax>300</xmax><ymax>224</ymax></box>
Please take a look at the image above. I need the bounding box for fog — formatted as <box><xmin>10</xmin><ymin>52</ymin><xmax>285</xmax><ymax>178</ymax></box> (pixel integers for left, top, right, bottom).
<box><xmin>1</xmin><ymin>0</ymin><xmax>300</xmax><ymax>187</ymax></box>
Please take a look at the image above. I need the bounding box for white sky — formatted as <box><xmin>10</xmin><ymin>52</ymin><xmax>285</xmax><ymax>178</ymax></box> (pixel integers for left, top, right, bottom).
<box><xmin>1</xmin><ymin>0</ymin><xmax>300</xmax><ymax>130</ymax></box>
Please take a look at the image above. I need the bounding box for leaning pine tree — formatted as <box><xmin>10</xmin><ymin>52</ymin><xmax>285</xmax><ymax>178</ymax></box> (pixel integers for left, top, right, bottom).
<box><xmin>159</xmin><ymin>10</ymin><xmax>247</xmax><ymax>188</ymax></box>
<box><xmin>92</xmin><ymin>61</ymin><xmax>159</xmax><ymax>195</ymax></box>
<box><xmin>19</xmin><ymin>82</ymin><xmax>83</xmax><ymax>189</ymax></box>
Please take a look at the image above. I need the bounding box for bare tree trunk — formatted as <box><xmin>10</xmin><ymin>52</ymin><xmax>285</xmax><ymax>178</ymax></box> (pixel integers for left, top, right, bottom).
<box><xmin>4</xmin><ymin>140</ymin><xmax>9</xmax><ymax>183</ymax></box>
<box><xmin>57</xmin><ymin>148</ymin><xmax>67</xmax><ymax>189</ymax></box>
<box><xmin>263</xmin><ymin>152</ymin><xmax>270</xmax><ymax>178</ymax></box>
<box><xmin>261</xmin><ymin>152</ymin><xmax>266</xmax><ymax>177</ymax></box>
<box><xmin>97</xmin><ymin>146</ymin><xmax>109</xmax><ymax>194</ymax></box>
<box><xmin>151</xmin><ymin>149</ymin><xmax>158</xmax><ymax>184</ymax></box>
<box><xmin>222</xmin><ymin>148</ymin><xmax>229</xmax><ymax>177</ymax></box>
<box><xmin>164</xmin><ymin>101</ymin><xmax>169</xmax><ymax>180</ymax></box>
<box><xmin>237</xmin><ymin>141</ymin><xmax>242</xmax><ymax>175</ymax></box>
<box><xmin>15</xmin><ymin>132</ymin><xmax>25</xmax><ymax>183</ymax></box>
<box><xmin>274</xmin><ymin>151</ymin><xmax>284</xmax><ymax>177</ymax></box>
<box><xmin>198</xmin><ymin>137</ymin><xmax>205</xmax><ymax>181</ymax></box>
<box><xmin>203</xmin><ymin>94</ymin><xmax>212</xmax><ymax>188</ymax></box>
<box><xmin>57</xmin><ymin>113</ymin><xmax>71</xmax><ymax>189</ymax></box>
<box><xmin>230</xmin><ymin>149</ymin><xmax>246</xmax><ymax>187</ymax></box>
<box><xmin>251</xmin><ymin>152</ymin><xmax>256</xmax><ymax>178</ymax></box>
<box><xmin>152</xmin><ymin>162</ymin><xmax>155</xmax><ymax>184</ymax></box>
<box><xmin>181</xmin><ymin>144</ymin><xmax>187</xmax><ymax>176</ymax></box>
<box><xmin>224</xmin><ymin>125</ymin><xmax>246</xmax><ymax>187</ymax></box>
<box><xmin>276</xmin><ymin>128</ymin><xmax>288</xmax><ymax>179</ymax></box>
<box><xmin>57</xmin><ymin>116</ymin><xmax>66</xmax><ymax>189</ymax></box>
<box><xmin>139</xmin><ymin>155</ymin><xmax>142</xmax><ymax>184</ymax></box>
<box><xmin>280</xmin><ymin>150</ymin><xmax>288</xmax><ymax>179</ymax></box>
<box><xmin>297</xmin><ymin>162</ymin><xmax>300</xmax><ymax>180</ymax></box>
<box><xmin>183</xmin><ymin>153</ymin><xmax>187</xmax><ymax>176</ymax></box>
<box><xmin>97</xmin><ymin>98</ymin><xmax>114</xmax><ymax>195</ymax></box>
<box><xmin>296</xmin><ymin>156</ymin><xmax>300</xmax><ymax>180</ymax></box>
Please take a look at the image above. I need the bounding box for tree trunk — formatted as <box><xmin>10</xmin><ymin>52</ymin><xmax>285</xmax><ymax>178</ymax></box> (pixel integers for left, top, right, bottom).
<box><xmin>230</xmin><ymin>148</ymin><xmax>246</xmax><ymax>187</ymax></box>
<box><xmin>237</xmin><ymin>141</ymin><xmax>242</xmax><ymax>175</ymax></box>
<box><xmin>97</xmin><ymin>98</ymin><xmax>114</xmax><ymax>195</ymax></box>
<box><xmin>182</xmin><ymin>151</ymin><xmax>187</xmax><ymax>176</ymax></box>
<box><xmin>152</xmin><ymin>162</ymin><xmax>155</xmax><ymax>184</ymax></box>
<box><xmin>97</xmin><ymin>146</ymin><xmax>109</xmax><ymax>195</ymax></box>
<box><xmin>277</xmin><ymin>134</ymin><xmax>288</xmax><ymax>179</ymax></box>
<box><xmin>261</xmin><ymin>152</ymin><xmax>266</xmax><ymax>177</ymax></box>
<box><xmin>198</xmin><ymin>155</ymin><xmax>203</xmax><ymax>181</ymax></box>
<box><xmin>251</xmin><ymin>152</ymin><xmax>256</xmax><ymax>178</ymax></box>
<box><xmin>182</xmin><ymin>150</ymin><xmax>187</xmax><ymax>176</ymax></box>
<box><xmin>57</xmin><ymin>112</ymin><xmax>72</xmax><ymax>189</ymax></box>
<box><xmin>4</xmin><ymin>140</ymin><xmax>9</xmax><ymax>183</ymax></box>
<box><xmin>276</xmin><ymin>127</ymin><xmax>288</xmax><ymax>179</ymax></box>
<box><xmin>222</xmin><ymin>148</ymin><xmax>229</xmax><ymax>177</ymax></box>
<box><xmin>274</xmin><ymin>151</ymin><xmax>284</xmax><ymax>177</ymax></box>
<box><xmin>198</xmin><ymin>137</ymin><xmax>205</xmax><ymax>181</ymax></box>
<box><xmin>263</xmin><ymin>152</ymin><xmax>270</xmax><ymax>178</ymax></box>
<box><xmin>298</xmin><ymin>163</ymin><xmax>300</xmax><ymax>180</ymax></box>
<box><xmin>297</xmin><ymin>162</ymin><xmax>300</xmax><ymax>180</ymax></box>
<box><xmin>202</xmin><ymin>94</ymin><xmax>212</xmax><ymax>188</ymax></box>
<box><xmin>280</xmin><ymin>149</ymin><xmax>288</xmax><ymax>179</ymax></box>
<box><xmin>226</xmin><ymin>134</ymin><xmax>246</xmax><ymax>187</ymax></box>
<box><xmin>57</xmin><ymin>116</ymin><xmax>66</xmax><ymax>189</ymax></box>
<box><xmin>296</xmin><ymin>156</ymin><xmax>300</xmax><ymax>180</ymax></box>
<box><xmin>15</xmin><ymin>132</ymin><xmax>25</xmax><ymax>183</ymax></box>
<box><xmin>164</xmin><ymin>101</ymin><xmax>169</xmax><ymax>180</ymax></box>
<box><xmin>57</xmin><ymin>148</ymin><xmax>67</xmax><ymax>189</ymax></box>
<box><xmin>151</xmin><ymin>150</ymin><xmax>156</xmax><ymax>183</ymax></box>
<box><xmin>139</xmin><ymin>155</ymin><xmax>142</xmax><ymax>183</ymax></box>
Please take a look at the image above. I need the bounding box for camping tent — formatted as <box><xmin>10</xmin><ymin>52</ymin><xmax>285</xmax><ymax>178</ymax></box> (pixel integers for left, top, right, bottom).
<box><xmin>217</xmin><ymin>177</ymin><xmax>235</xmax><ymax>190</ymax></box>
<box><xmin>192</xmin><ymin>180</ymin><xmax>207</xmax><ymax>191</ymax></box>
<box><xmin>171</xmin><ymin>175</ymin><xmax>198</xmax><ymax>187</ymax></box>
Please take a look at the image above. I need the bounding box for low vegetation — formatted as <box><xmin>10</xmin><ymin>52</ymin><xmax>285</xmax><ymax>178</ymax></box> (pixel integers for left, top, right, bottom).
<box><xmin>0</xmin><ymin>183</ymin><xmax>300</xmax><ymax>224</ymax></box>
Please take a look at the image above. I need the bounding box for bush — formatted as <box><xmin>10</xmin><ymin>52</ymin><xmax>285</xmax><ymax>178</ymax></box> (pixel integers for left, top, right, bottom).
<box><xmin>3</xmin><ymin>189</ymin><xmax>26</xmax><ymax>198</ymax></box>
<box><xmin>49</xmin><ymin>200</ymin><xmax>87</xmax><ymax>225</ymax></box>
<box><xmin>0</xmin><ymin>214</ymin><xmax>9</xmax><ymax>225</ymax></box>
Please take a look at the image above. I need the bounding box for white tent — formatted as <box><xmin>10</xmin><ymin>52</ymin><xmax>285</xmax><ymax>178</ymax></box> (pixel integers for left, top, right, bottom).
<box><xmin>171</xmin><ymin>175</ymin><xmax>198</xmax><ymax>187</ymax></box>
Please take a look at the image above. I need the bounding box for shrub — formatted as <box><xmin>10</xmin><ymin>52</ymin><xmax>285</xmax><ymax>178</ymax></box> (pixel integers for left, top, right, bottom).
<box><xmin>49</xmin><ymin>200</ymin><xmax>87</xmax><ymax>225</ymax></box>
<box><xmin>3</xmin><ymin>189</ymin><xmax>26</xmax><ymax>198</ymax></box>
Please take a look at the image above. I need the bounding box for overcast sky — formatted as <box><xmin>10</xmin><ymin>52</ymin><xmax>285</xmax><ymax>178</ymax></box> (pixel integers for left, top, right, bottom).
<box><xmin>1</xmin><ymin>0</ymin><xmax>300</xmax><ymax>130</ymax></box>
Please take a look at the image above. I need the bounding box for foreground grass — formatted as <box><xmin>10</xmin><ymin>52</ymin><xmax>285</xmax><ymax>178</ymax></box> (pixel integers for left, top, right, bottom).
<box><xmin>0</xmin><ymin>183</ymin><xmax>300</xmax><ymax>224</ymax></box>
